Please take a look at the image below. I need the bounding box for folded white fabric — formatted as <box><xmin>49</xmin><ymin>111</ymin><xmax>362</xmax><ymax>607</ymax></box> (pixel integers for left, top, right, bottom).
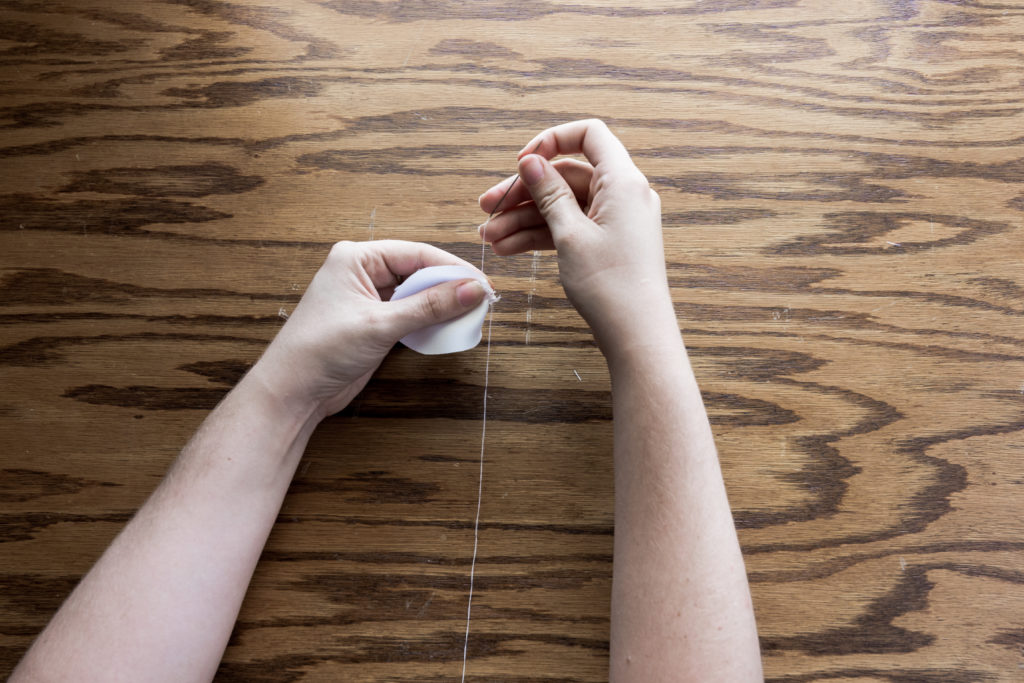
<box><xmin>390</xmin><ymin>265</ymin><xmax>497</xmax><ymax>355</ymax></box>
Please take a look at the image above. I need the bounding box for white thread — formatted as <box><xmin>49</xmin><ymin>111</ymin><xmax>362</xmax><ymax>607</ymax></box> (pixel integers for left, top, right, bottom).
<box><xmin>462</xmin><ymin>166</ymin><xmax>524</xmax><ymax>679</ymax></box>
<box><xmin>461</xmin><ymin>224</ymin><xmax>495</xmax><ymax>681</ymax></box>
<box><xmin>479</xmin><ymin>221</ymin><xmax>488</xmax><ymax>273</ymax></box>
<box><xmin>460</xmin><ymin>305</ymin><xmax>492</xmax><ymax>682</ymax></box>
<box><xmin>525</xmin><ymin>249</ymin><xmax>539</xmax><ymax>345</ymax></box>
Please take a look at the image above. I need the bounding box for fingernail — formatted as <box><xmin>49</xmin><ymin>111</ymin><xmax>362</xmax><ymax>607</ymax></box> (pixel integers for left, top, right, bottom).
<box><xmin>456</xmin><ymin>280</ymin><xmax>486</xmax><ymax>307</ymax></box>
<box><xmin>518</xmin><ymin>137</ymin><xmax>541</xmax><ymax>157</ymax></box>
<box><xmin>520</xmin><ymin>154</ymin><xmax>544</xmax><ymax>185</ymax></box>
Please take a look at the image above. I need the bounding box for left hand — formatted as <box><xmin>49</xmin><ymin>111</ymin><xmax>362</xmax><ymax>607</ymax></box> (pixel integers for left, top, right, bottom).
<box><xmin>250</xmin><ymin>240</ymin><xmax>489</xmax><ymax>420</ymax></box>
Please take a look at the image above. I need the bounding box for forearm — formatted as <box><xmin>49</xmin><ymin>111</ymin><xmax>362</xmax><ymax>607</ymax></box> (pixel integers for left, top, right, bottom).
<box><xmin>12</xmin><ymin>239</ymin><xmax>489</xmax><ymax>683</ymax></box>
<box><xmin>12</xmin><ymin>363</ymin><xmax>320</xmax><ymax>683</ymax></box>
<box><xmin>476</xmin><ymin>119</ymin><xmax>761</xmax><ymax>679</ymax></box>
<box><xmin>607</xmin><ymin>312</ymin><xmax>762</xmax><ymax>682</ymax></box>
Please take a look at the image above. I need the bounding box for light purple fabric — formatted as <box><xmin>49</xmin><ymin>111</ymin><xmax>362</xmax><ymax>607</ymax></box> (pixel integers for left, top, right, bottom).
<box><xmin>391</xmin><ymin>265</ymin><xmax>496</xmax><ymax>354</ymax></box>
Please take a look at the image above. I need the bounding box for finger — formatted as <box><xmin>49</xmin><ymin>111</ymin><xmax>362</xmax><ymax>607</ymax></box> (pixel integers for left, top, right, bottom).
<box><xmin>480</xmin><ymin>160</ymin><xmax>593</xmax><ymax>242</ymax></box>
<box><xmin>386</xmin><ymin>278</ymin><xmax>489</xmax><ymax>340</ymax></box>
<box><xmin>358</xmin><ymin>240</ymin><xmax>482</xmax><ymax>290</ymax></box>
<box><xmin>518</xmin><ymin>119</ymin><xmax>636</xmax><ymax>173</ymax></box>
<box><xmin>479</xmin><ymin>158</ymin><xmax>594</xmax><ymax>214</ymax></box>
<box><xmin>480</xmin><ymin>202</ymin><xmax>546</xmax><ymax>244</ymax></box>
<box><xmin>491</xmin><ymin>228</ymin><xmax>556</xmax><ymax>256</ymax></box>
<box><xmin>517</xmin><ymin>154</ymin><xmax>590</xmax><ymax>245</ymax></box>
<box><xmin>478</xmin><ymin>173</ymin><xmax>521</xmax><ymax>214</ymax></box>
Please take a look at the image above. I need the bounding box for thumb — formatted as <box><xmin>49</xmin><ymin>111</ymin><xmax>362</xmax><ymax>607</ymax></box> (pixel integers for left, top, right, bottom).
<box><xmin>387</xmin><ymin>278</ymin><xmax>488</xmax><ymax>340</ymax></box>
<box><xmin>518</xmin><ymin>154</ymin><xmax>587</xmax><ymax>240</ymax></box>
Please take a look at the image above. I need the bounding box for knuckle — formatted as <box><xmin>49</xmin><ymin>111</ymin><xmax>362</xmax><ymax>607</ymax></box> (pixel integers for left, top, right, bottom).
<box><xmin>625</xmin><ymin>169</ymin><xmax>652</xmax><ymax>189</ymax></box>
<box><xmin>363</xmin><ymin>307</ymin><xmax>384</xmax><ymax>330</ymax></box>
<box><xmin>612</xmin><ymin>171</ymin><xmax>655</xmax><ymax>198</ymax></box>
<box><xmin>361</xmin><ymin>306</ymin><xmax>392</xmax><ymax>340</ymax></box>
<box><xmin>592</xmin><ymin>172</ymin><xmax>614</xmax><ymax>196</ymax></box>
<box><xmin>421</xmin><ymin>288</ymin><xmax>447</xmax><ymax>321</ymax></box>
<box><xmin>555</xmin><ymin>228</ymin><xmax>579</xmax><ymax>250</ymax></box>
<box><xmin>553</xmin><ymin>224</ymin><xmax>587</xmax><ymax>254</ymax></box>
<box><xmin>328</xmin><ymin>240</ymin><xmax>355</xmax><ymax>262</ymax></box>
<box><xmin>536</xmin><ymin>183</ymin><xmax>575</xmax><ymax>216</ymax></box>
<box><xmin>649</xmin><ymin>188</ymin><xmax>662</xmax><ymax>210</ymax></box>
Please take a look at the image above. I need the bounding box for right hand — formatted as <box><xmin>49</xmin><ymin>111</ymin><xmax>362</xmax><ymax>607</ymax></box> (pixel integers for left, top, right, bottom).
<box><xmin>478</xmin><ymin>119</ymin><xmax>677</xmax><ymax>359</ymax></box>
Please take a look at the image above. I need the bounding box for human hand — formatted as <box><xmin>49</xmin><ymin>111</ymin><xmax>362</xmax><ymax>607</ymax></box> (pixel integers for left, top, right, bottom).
<box><xmin>250</xmin><ymin>240</ymin><xmax>490</xmax><ymax>420</ymax></box>
<box><xmin>478</xmin><ymin>120</ymin><xmax>676</xmax><ymax>360</ymax></box>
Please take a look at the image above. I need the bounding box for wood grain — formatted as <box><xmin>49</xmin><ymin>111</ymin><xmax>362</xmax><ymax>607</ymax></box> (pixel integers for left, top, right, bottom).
<box><xmin>2</xmin><ymin>0</ymin><xmax>1023</xmax><ymax>680</ymax></box>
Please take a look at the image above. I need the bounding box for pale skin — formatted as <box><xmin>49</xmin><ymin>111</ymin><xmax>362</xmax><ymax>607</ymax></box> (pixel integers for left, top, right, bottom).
<box><xmin>480</xmin><ymin>120</ymin><xmax>763</xmax><ymax>681</ymax></box>
<box><xmin>13</xmin><ymin>120</ymin><xmax>762</xmax><ymax>682</ymax></box>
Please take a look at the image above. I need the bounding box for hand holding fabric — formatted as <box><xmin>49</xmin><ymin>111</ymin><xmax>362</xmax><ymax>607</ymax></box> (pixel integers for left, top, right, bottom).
<box><xmin>253</xmin><ymin>240</ymin><xmax>489</xmax><ymax>419</ymax></box>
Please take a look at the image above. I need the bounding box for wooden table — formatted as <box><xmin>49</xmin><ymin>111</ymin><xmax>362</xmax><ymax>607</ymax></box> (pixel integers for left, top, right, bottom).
<box><xmin>2</xmin><ymin>1</ymin><xmax>1022</xmax><ymax>680</ymax></box>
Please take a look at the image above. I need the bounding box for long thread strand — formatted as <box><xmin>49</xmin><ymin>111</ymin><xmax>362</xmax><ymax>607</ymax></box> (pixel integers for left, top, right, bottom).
<box><xmin>459</xmin><ymin>306</ymin><xmax>493</xmax><ymax>683</ymax></box>
<box><xmin>461</xmin><ymin>170</ymin><xmax>522</xmax><ymax>682</ymax></box>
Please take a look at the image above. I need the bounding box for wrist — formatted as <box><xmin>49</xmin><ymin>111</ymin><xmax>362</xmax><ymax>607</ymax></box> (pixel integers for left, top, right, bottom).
<box><xmin>243</xmin><ymin>357</ymin><xmax>326</xmax><ymax>430</ymax></box>
<box><xmin>588</xmin><ymin>295</ymin><xmax>682</xmax><ymax>369</ymax></box>
<box><xmin>169</xmin><ymin>360</ymin><xmax>324</xmax><ymax>494</ymax></box>
<box><xmin>605</xmin><ymin>334</ymin><xmax>688</xmax><ymax>382</ymax></box>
